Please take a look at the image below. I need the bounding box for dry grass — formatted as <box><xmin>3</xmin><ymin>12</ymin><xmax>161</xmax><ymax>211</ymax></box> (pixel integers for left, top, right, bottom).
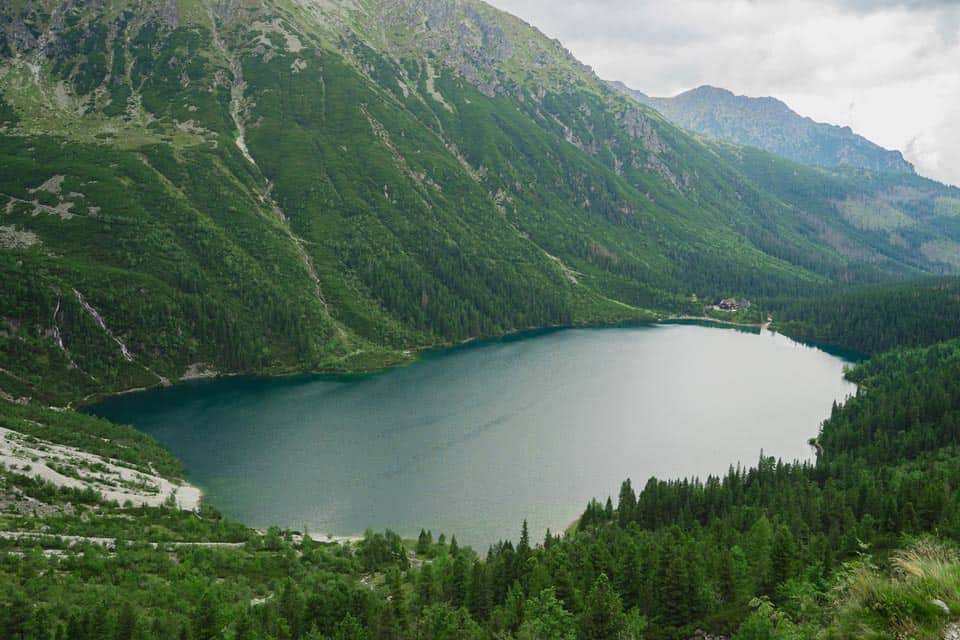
<box><xmin>828</xmin><ymin>539</ymin><xmax>960</xmax><ymax>640</ymax></box>
<box><xmin>891</xmin><ymin>539</ymin><xmax>959</xmax><ymax>581</ymax></box>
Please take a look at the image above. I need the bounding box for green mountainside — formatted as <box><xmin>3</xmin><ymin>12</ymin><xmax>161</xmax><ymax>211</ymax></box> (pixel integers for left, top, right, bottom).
<box><xmin>1</xmin><ymin>0</ymin><xmax>960</xmax><ymax>405</ymax></box>
<box><xmin>612</xmin><ymin>83</ymin><xmax>917</xmax><ymax>175</ymax></box>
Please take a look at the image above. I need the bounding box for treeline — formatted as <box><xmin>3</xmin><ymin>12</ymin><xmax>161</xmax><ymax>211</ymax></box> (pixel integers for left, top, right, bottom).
<box><xmin>769</xmin><ymin>277</ymin><xmax>960</xmax><ymax>355</ymax></box>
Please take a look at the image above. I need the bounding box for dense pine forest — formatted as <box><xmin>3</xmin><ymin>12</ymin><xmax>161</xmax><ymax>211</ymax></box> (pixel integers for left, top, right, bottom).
<box><xmin>771</xmin><ymin>278</ymin><xmax>960</xmax><ymax>356</ymax></box>
<box><xmin>2</xmin><ymin>283</ymin><xmax>960</xmax><ymax>639</ymax></box>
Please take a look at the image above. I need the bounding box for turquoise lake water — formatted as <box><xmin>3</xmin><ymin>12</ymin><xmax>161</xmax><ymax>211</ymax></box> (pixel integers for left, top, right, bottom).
<box><xmin>88</xmin><ymin>324</ymin><xmax>857</xmax><ymax>549</ymax></box>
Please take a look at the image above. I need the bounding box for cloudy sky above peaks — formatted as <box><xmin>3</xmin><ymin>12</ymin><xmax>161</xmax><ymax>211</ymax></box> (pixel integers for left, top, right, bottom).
<box><xmin>488</xmin><ymin>0</ymin><xmax>960</xmax><ymax>186</ymax></box>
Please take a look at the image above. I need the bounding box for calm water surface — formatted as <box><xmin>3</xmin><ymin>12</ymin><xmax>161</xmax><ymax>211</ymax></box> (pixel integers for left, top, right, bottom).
<box><xmin>88</xmin><ymin>324</ymin><xmax>856</xmax><ymax>549</ymax></box>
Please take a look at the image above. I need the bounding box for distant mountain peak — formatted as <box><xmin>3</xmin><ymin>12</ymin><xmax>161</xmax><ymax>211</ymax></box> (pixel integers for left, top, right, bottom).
<box><xmin>685</xmin><ymin>85</ymin><xmax>733</xmax><ymax>97</ymax></box>
<box><xmin>611</xmin><ymin>81</ymin><xmax>915</xmax><ymax>174</ymax></box>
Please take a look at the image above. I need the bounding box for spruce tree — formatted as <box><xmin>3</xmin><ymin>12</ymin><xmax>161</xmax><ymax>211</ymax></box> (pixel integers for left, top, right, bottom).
<box><xmin>115</xmin><ymin>602</ymin><xmax>136</xmax><ymax>640</ymax></box>
<box><xmin>579</xmin><ymin>574</ymin><xmax>625</xmax><ymax>640</ymax></box>
<box><xmin>618</xmin><ymin>479</ymin><xmax>637</xmax><ymax>526</ymax></box>
<box><xmin>417</xmin><ymin>530</ymin><xmax>432</xmax><ymax>556</ymax></box>
<box><xmin>467</xmin><ymin>561</ymin><xmax>491</xmax><ymax>621</ymax></box>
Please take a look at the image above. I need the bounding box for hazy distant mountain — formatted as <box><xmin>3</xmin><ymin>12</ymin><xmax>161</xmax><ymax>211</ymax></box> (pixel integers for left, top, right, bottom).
<box><xmin>611</xmin><ymin>82</ymin><xmax>915</xmax><ymax>174</ymax></box>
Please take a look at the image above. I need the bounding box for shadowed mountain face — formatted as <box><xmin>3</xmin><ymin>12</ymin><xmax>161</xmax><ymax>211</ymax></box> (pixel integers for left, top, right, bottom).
<box><xmin>611</xmin><ymin>82</ymin><xmax>915</xmax><ymax>175</ymax></box>
<box><xmin>1</xmin><ymin>0</ymin><xmax>959</xmax><ymax>404</ymax></box>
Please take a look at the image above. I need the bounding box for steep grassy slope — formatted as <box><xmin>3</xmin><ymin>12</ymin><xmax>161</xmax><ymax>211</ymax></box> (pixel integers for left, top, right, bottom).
<box><xmin>1</xmin><ymin>0</ymin><xmax>959</xmax><ymax>405</ymax></box>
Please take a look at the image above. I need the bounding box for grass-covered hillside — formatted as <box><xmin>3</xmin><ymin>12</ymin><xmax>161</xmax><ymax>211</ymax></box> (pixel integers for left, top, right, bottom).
<box><xmin>1</xmin><ymin>0</ymin><xmax>959</xmax><ymax>405</ymax></box>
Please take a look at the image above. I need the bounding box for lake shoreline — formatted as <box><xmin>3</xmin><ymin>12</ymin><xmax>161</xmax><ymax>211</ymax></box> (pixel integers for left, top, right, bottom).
<box><xmin>666</xmin><ymin>314</ymin><xmax>769</xmax><ymax>330</ymax></box>
<box><xmin>74</xmin><ymin>318</ymin><xmax>659</xmax><ymax>409</ymax></box>
<box><xmin>73</xmin><ymin>314</ymin><xmax>785</xmax><ymax>411</ymax></box>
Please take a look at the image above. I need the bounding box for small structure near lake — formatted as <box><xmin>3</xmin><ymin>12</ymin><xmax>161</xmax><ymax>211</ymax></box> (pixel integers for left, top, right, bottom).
<box><xmin>714</xmin><ymin>298</ymin><xmax>751</xmax><ymax>312</ymax></box>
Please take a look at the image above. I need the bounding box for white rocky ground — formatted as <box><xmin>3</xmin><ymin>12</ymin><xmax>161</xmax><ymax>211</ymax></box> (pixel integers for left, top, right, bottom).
<box><xmin>0</xmin><ymin>426</ymin><xmax>201</xmax><ymax>510</ymax></box>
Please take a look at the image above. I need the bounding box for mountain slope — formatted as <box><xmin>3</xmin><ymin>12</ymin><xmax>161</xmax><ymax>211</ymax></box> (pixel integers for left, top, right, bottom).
<box><xmin>612</xmin><ymin>82</ymin><xmax>916</xmax><ymax>174</ymax></box>
<box><xmin>1</xmin><ymin>0</ymin><xmax>959</xmax><ymax>404</ymax></box>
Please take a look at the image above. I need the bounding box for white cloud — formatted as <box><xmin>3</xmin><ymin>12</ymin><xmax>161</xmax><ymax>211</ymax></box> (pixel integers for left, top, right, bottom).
<box><xmin>489</xmin><ymin>0</ymin><xmax>960</xmax><ymax>186</ymax></box>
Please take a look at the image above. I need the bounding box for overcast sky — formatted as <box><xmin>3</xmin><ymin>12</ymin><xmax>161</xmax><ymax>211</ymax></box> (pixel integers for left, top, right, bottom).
<box><xmin>487</xmin><ymin>0</ymin><xmax>960</xmax><ymax>186</ymax></box>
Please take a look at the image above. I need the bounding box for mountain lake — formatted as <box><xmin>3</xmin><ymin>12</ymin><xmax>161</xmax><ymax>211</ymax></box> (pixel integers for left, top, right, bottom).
<box><xmin>87</xmin><ymin>323</ymin><xmax>858</xmax><ymax>549</ymax></box>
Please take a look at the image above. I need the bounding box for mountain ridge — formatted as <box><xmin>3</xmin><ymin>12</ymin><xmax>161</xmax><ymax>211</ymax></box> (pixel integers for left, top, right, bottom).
<box><xmin>611</xmin><ymin>81</ymin><xmax>916</xmax><ymax>175</ymax></box>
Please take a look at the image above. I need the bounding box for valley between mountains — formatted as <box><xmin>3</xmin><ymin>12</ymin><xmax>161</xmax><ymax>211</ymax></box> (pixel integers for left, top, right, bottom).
<box><xmin>3</xmin><ymin>1</ymin><xmax>960</xmax><ymax>639</ymax></box>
